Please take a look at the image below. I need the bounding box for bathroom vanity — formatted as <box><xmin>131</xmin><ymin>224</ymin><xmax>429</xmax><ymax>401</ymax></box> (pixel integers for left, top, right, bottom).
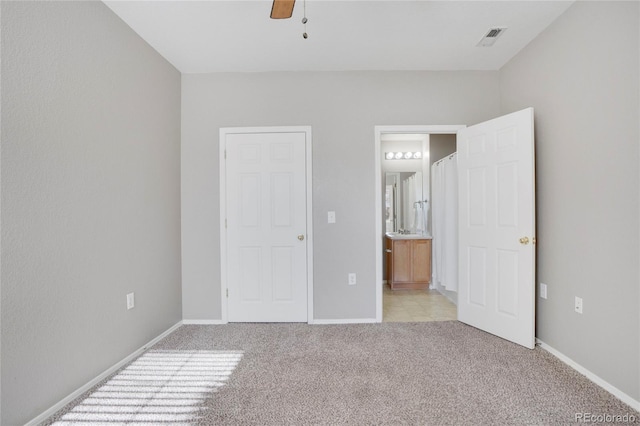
<box><xmin>385</xmin><ymin>233</ymin><xmax>432</xmax><ymax>290</ymax></box>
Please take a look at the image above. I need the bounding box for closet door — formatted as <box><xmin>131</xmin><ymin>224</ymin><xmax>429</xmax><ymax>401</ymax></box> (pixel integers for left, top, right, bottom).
<box><xmin>222</xmin><ymin>128</ymin><xmax>311</xmax><ymax>323</ymax></box>
<box><xmin>457</xmin><ymin>108</ymin><xmax>535</xmax><ymax>349</ymax></box>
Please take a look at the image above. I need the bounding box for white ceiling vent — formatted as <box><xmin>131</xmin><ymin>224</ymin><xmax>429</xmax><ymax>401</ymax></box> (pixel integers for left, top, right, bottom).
<box><xmin>476</xmin><ymin>27</ymin><xmax>507</xmax><ymax>47</ymax></box>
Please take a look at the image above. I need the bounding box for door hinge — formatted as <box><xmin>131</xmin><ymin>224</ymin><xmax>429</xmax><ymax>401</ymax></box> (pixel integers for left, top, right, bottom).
<box><xmin>226</xmin><ymin>288</ymin><xmax>229</xmax><ymax>298</ymax></box>
<box><xmin>225</xmin><ymin>218</ymin><xmax>227</xmax><ymax>229</ymax></box>
<box><xmin>224</xmin><ymin>150</ymin><xmax>227</xmax><ymax>159</ymax></box>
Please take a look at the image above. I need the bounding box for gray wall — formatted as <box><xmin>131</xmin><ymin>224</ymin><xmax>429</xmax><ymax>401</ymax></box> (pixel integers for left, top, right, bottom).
<box><xmin>1</xmin><ymin>2</ymin><xmax>182</xmax><ymax>424</ymax></box>
<box><xmin>500</xmin><ymin>2</ymin><xmax>640</xmax><ymax>400</ymax></box>
<box><xmin>181</xmin><ymin>71</ymin><xmax>500</xmax><ymax>321</ymax></box>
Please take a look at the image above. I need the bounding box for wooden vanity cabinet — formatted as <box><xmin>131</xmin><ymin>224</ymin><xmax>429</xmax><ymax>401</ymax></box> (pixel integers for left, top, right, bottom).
<box><xmin>386</xmin><ymin>237</ymin><xmax>432</xmax><ymax>290</ymax></box>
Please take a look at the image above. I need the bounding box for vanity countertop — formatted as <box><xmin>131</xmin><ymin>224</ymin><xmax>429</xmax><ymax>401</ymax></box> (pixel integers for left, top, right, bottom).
<box><xmin>385</xmin><ymin>232</ymin><xmax>432</xmax><ymax>240</ymax></box>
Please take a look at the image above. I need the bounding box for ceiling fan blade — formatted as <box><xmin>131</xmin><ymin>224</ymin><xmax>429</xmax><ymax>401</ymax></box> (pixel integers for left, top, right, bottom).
<box><xmin>271</xmin><ymin>0</ymin><xmax>295</xmax><ymax>19</ymax></box>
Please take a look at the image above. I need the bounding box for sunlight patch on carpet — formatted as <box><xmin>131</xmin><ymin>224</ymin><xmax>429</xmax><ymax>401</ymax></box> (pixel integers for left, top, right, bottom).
<box><xmin>51</xmin><ymin>349</ymin><xmax>243</xmax><ymax>425</ymax></box>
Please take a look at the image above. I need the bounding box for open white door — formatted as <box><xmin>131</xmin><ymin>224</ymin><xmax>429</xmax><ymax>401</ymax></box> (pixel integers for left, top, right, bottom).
<box><xmin>457</xmin><ymin>108</ymin><xmax>535</xmax><ymax>349</ymax></box>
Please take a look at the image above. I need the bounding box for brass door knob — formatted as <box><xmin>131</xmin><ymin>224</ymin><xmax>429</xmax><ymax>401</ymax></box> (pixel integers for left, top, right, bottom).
<box><xmin>298</xmin><ymin>234</ymin><xmax>305</xmax><ymax>241</ymax></box>
<box><xmin>519</xmin><ymin>236</ymin><xmax>530</xmax><ymax>245</ymax></box>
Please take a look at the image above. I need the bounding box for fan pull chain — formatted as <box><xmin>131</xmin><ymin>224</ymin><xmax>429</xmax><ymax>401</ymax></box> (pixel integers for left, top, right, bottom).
<box><xmin>302</xmin><ymin>0</ymin><xmax>308</xmax><ymax>39</ymax></box>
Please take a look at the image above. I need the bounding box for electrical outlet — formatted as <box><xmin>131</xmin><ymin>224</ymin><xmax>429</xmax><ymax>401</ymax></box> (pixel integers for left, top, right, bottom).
<box><xmin>348</xmin><ymin>273</ymin><xmax>356</xmax><ymax>285</ymax></box>
<box><xmin>328</xmin><ymin>211</ymin><xmax>336</xmax><ymax>224</ymax></box>
<box><xmin>127</xmin><ymin>292</ymin><xmax>135</xmax><ymax>310</ymax></box>
<box><xmin>540</xmin><ymin>283</ymin><xmax>547</xmax><ymax>299</ymax></box>
<box><xmin>574</xmin><ymin>296</ymin><xmax>583</xmax><ymax>314</ymax></box>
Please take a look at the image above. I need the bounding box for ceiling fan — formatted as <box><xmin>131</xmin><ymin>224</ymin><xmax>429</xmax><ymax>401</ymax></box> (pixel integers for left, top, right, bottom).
<box><xmin>270</xmin><ymin>0</ymin><xmax>295</xmax><ymax>19</ymax></box>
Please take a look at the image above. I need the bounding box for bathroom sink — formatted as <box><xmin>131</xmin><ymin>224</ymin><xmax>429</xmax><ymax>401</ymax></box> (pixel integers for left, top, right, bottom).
<box><xmin>385</xmin><ymin>232</ymin><xmax>431</xmax><ymax>240</ymax></box>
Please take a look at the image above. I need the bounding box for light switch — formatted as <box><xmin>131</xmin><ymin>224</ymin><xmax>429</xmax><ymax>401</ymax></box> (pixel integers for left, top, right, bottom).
<box><xmin>328</xmin><ymin>211</ymin><xmax>336</xmax><ymax>224</ymax></box>
<box><xmin>127</xmin><ymin>292</ymin><xmax>135</xmax><ymax>310</ymax></box>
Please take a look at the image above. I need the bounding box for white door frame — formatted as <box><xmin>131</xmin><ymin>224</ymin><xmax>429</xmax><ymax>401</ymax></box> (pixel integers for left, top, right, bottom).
<box><xmin>220</xmin><ymin>126</ymin><xmax>314</xmax><ymax>323</ymax></box>
<box><xmin>375</xmin><ymin>125</ymin><xmax>465</xmax><ymax>322</ymax></box>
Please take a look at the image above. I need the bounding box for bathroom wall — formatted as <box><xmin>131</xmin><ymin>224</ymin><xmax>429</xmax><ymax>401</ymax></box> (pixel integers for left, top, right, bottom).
<box><xmin>1</xmin><ymin>2</ymin><xmax>182</xmax><ymax>424</ymax></box>
<box><xmin>429</xmin><ymin>134</ymin><xmax>457</xmax><ymax>165</ymax></box>
<box><xmin>500</xmin><ymin>1</ymin><xmax>640</xmax><ymax>401</ymax></box>
<box><xmin>182</xmin><ymin>71</ymin><xmax>501</xmax><ymax>321</ymax></box>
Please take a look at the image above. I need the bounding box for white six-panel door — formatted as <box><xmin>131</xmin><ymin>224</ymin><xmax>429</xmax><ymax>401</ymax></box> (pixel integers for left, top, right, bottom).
<box><xmin>224</xmin><ymin>130</ymin><xmax>309</xmax><ymax>322</ymax></box>
<box><xmin>457</xmin><ymin>108</ymin><xmax>535</xmax><ymax>349</ymax></box>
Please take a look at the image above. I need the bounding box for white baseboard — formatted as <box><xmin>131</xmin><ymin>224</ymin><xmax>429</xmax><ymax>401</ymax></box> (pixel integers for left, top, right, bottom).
<box><xmin>184</xmin><ymin>318</ymin><xmax>380</xmax><ymax>325</ymax></box>
<box><xmin>433</xmin><ymin>284</ymin><xmax>458</xmax><ymax>306</ymax></box>
<box><xmin>26</xmin><ymin>321</ymin><xmax>183</xmax><ymax>426</ymax></box>
<box><xmin>310</xmin><ymin>318</ymin><xmax>379</xmax><ymax>324</ymax></box>
<box><xmin>182</xmin><ymin>319</ymin><xmax>227</xmax><ymax>325</ymax></box>
<box><xmin>536</xmin><ymin>339</ymin><xmax>640</xmax><ymax>411</ymax></box>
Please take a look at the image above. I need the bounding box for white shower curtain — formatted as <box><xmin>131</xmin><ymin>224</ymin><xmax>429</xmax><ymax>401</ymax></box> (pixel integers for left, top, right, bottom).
<box><xmin>431</xmin><ymin>154</ymin><xmax>458</xmax><ymax>292</ymax></box>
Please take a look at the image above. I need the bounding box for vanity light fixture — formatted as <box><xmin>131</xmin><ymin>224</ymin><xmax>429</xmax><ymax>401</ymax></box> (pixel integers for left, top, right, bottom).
<box><xmin>385</xmin><ymin>152</ymin><xmax>423</xmax><ymax>160</ymax></box>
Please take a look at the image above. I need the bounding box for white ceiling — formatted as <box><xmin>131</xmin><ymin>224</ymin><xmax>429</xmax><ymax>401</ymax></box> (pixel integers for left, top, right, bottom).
<box><xmin>103</xmin><ymin>1</ymin><xmax>574</xmax><ymax>73</ymax></box>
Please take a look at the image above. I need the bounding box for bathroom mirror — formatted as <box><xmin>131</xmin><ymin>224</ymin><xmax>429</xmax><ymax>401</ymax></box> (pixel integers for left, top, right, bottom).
<box><xmin>381</xmin><ymin>133</ymin><xmax>431</xmax><ymax>235</ymax></box>
<box><xmin>385</xmin><ymin>171</ymin><xmax>425</xmax><ymax>233</ymax></box>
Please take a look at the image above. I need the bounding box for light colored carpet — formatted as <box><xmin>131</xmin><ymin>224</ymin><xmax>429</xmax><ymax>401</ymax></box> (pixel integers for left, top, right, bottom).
<box><xmin>45</xmin><ymin>322</ymin><xmax>639</xmax><ymax>425</ymax></box>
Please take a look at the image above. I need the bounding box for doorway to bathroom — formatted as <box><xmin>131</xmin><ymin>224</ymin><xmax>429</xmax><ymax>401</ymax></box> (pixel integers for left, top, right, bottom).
<box><xmin>375</xmin><ymin>126</ymin><xmax>464</xmax><ymax>323</ymax></box>
<box><xmin>375</xmin><ymin>108</ymin><xmax>537</xmax><ymax>349</ymax></box>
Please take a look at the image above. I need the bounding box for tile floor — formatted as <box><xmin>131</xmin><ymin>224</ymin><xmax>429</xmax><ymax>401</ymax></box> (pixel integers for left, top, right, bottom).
<box><xmin>383</xmin><ymin>285</ymin><xmax>457</xmax><ymax>322</ymax></box>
